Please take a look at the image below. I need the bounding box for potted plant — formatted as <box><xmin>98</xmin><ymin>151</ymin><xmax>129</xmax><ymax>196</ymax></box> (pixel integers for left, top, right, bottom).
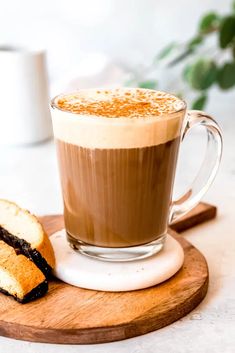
<box><xmin>127</xmin><ymin>1</ymin><xmax>235</xmax><ymax>110</ymax></box>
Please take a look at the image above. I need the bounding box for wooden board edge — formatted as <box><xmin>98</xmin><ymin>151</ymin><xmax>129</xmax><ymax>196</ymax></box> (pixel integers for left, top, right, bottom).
<box><xmin>0</xmin><ymin>277</ymin><xmax>208</xmax><ymax>344</ymax></box>
<box><xmin>170</xmin><ymin>202</ymin><xmax>217</xmax><ymax>233</ymax></box>
<box><xmin>0</xmin><ymin>231</ymin><xmax>209</xmax><ymax>344</ymax></box>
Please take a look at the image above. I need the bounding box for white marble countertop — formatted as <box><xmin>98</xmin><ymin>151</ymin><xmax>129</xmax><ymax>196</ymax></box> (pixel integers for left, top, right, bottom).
<box><xmin>0</xmin><ymin>103</ymin><xmax>234</xmax><ymax>353</ymax></box>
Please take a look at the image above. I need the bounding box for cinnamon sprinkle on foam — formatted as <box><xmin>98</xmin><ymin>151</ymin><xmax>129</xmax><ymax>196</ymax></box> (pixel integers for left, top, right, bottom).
<box><xmin>55</xmin><ymin>88</ymin><xmax>184</xmax><ymax>118</ymax></box>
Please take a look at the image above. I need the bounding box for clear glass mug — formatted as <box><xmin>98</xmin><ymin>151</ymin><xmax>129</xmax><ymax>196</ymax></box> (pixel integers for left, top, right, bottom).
<box><xmin>51</xmin><ymin>88</ymin><xmax>222</xmax><ymax>261</ymax></box>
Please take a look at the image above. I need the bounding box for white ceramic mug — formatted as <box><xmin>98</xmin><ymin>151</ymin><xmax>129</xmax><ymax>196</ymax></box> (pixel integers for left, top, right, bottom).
<box><xmin>0</xmin><ymin>46</ymin><xmax>52</xmax><ymax>145</ymax></box>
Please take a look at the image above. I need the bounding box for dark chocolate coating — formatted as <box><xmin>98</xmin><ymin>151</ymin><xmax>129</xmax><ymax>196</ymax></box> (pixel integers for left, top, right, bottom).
<box><xmin>0</xmin><ymin>280</ymin><xmax>48</xmax><ymax>303</ymax></box>
<box><xmin>0</xmin><ymin>227</ymin><xmax>52</xmax><ymax>278</ymax></box>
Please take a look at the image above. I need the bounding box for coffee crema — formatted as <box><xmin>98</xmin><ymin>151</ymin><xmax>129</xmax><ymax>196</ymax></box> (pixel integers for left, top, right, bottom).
<box><xmin>51</xmin><ymin>88</ymin><xmax>185</xmax><ymax>248</ymax></box>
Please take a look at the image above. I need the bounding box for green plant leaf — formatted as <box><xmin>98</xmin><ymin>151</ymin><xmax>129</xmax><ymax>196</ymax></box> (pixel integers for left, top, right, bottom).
<box><xmin>168</xmin><ymin>48</ymin><xmax>193</xmax><ymax>67</ymax></box>
<box><xmin>175</xmin><ymin>91</ymin><xmax>183</xmax><ymax>99</ymax></box>
<box><xmin>188</xmin><ymin>35</ymin><xmax>204</xmax><ymax>50</ymax></box>
<box><xmin>187</xmin><ymin>59</ymin><xmax>217</xmax><ymax>90</ymax></box>
<box><xmin>233</xmin><ymin>43</ymin><xmax>235</xmax><ymax>59</ymax></box>
<box><xmin>219</xmin><ymin>16</ymin><xmax>235</xmax><ymax>48</ymax></box>
<box><xmin>217</xmin><ymin>62</ymin><xmax>235</xmax><ymax>89</ymax></box>
<box><xmin>138</xmin><ymin>80</ymin><xmax>157</xmax><ymax>89</ymax></box>
<box><xmin>191</xmin><ymin>94</ymin><xmax>208</xmax><ymax>110</ymax></box>
<box><xmin>124</xmin><ymin>78</ymin><xmax>136</xmax><ymax>87</ymax></box>
<box><xmin>232</xmin><ymin>0</ymin><xmax>235</xmax><ymax>12</ymax></box>
<box><xmin>199</xmin><ymin>12</ymin><xmax>220</xmax><ymax>34</ymax></box>
<box><xmin>155</xmin><ymin>43</ymin><xmax>176</xmax><ymax>62</ymax></box>
<box><xmin>183</xmin><ymin>64</ymin><xmax>193</xmax><ymax>82</ymax></box>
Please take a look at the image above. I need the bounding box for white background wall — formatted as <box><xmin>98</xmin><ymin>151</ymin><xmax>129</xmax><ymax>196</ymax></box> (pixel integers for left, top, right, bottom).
<box><xmin>0</xmin><ymin>0</ymin><xmax>232</xmax><ymax>83</ymax></box>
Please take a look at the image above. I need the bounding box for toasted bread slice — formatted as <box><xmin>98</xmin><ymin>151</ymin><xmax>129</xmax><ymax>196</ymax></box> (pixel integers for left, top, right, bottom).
<box><xmin>0</xmin><ymin>240</ymin><xmax>48</xmax><ymax>303</ymax></box>
<box><xmin>0</xmin><ymin>199</ymin><xmax>55</xmax><ymax>277</ymax></box>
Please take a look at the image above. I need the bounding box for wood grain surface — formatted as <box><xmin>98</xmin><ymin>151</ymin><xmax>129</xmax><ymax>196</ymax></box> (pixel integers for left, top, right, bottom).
<box><xmin>0</xmin><ymin>202</ymin><xmax>215</xmax><ymax>344</ymax></box>
<box><xmin>170</xmin><ymin>202</ymin><xmax>216</xmax><ymax>233</ymax></box>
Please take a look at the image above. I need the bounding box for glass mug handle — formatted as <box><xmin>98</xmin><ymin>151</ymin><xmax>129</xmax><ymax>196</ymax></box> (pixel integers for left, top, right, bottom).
<box><xmin>169</xmin><ymin>110</ymin><xmax>223</xmax><ymax>223</ymax></box>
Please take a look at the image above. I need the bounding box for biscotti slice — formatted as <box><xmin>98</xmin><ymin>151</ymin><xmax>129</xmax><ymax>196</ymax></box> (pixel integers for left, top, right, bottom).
<box><xmin>0</xmin><ymin>240</ymin><xmax>47</xmax><ymax>303</ymax></box>
<box><xmin>0</xmin><ymin>199</ymin><xmax>55</xmax><ymax>278</ymax></box>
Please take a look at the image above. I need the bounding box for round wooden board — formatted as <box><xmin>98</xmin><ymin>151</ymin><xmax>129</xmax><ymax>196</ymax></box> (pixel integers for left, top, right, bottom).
<box><xmin>0</xmin><ymin>215</ymin><xmax>208</xmax><ymax>344</ymax></box>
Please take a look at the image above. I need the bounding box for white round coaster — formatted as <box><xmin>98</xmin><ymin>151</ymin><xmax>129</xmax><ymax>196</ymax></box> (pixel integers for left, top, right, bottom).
<box><xmin>51</xmin><ymin>230</ymin><xmax>184</xmax><ymax>292</ymax></box>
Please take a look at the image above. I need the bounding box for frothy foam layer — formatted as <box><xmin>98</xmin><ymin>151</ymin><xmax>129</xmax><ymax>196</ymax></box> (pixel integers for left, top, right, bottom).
<box><xmin>51</xmin><ymin>88</ymin><xmax>186</xmax><ymax>148</ymax></box>
<box><xmin>55</xmin><ymin>88</ymin><xmax>184</xmax><ymax>117</ymax></box>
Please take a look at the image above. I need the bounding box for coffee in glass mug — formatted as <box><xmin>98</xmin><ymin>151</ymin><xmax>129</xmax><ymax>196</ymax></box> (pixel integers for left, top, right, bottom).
<box><xmin>51</xmin><ymin>88</ymin><xmax>222</xmax><ymax>261</ymax></box>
